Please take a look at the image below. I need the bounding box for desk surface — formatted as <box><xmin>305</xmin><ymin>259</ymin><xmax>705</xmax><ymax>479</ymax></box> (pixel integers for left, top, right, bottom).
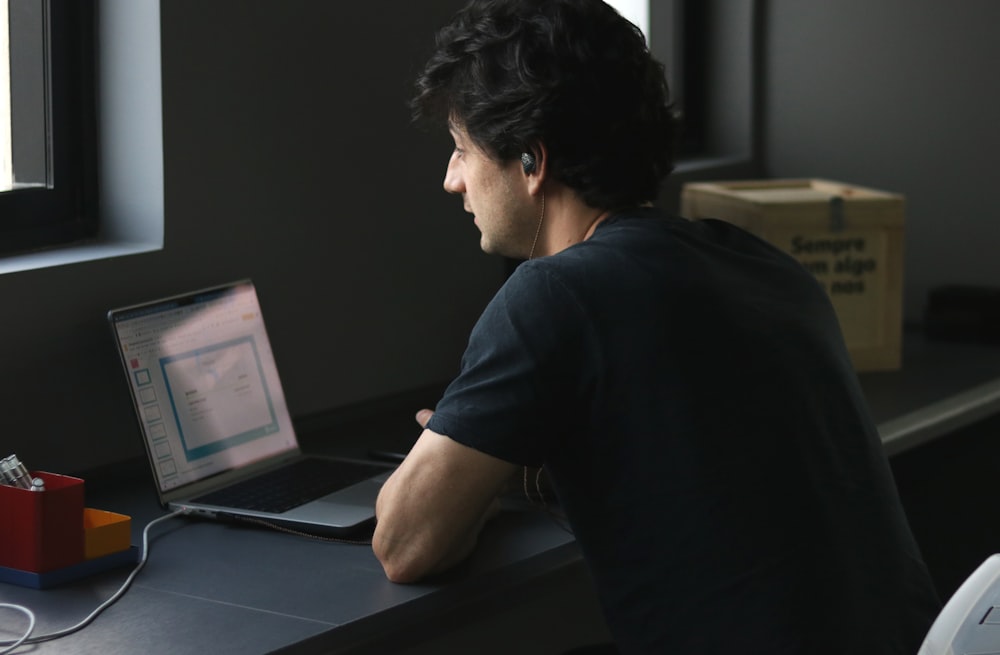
<box><xmin>858</xmin><ymin>333</ymin><xmax>1000</xmax><ymax>455</ymax></box>
<box><xmin>0</xmin><ymin>490</ymin><xmax>582</xmax><ymax>655</ymax></box>
<box><xmin>3</xmin><ymin>332</ymin><xmax>1000</xmax><ymax>654</ymax></box>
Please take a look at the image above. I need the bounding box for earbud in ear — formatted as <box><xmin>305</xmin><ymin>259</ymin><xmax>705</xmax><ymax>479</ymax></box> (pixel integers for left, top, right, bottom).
<box><xmin>520</xmin><ymin>152</ymin><xmax>536</xmax><ymax>174</ymax></box>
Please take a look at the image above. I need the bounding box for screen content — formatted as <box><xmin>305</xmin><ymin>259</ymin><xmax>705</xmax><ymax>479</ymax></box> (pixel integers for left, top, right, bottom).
<box><xmin>112</xmin><ymin>283</ymin><xmax>297</xmax><ymax>492</ymax></box>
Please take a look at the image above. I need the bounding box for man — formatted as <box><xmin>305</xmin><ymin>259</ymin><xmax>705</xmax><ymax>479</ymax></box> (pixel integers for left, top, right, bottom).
<box><xmin>372</xmin><ymin>0</ymin><xmax>941</xmax><ymax>652</ymax></box>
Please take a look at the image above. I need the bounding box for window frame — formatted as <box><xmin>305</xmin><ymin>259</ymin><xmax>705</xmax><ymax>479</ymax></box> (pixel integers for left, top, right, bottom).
<box><xmin>0</xmin><ymin>0</ymin><xmax>98</xmax><ymax>256</ymax></box>
<box><xmin>655</xmin><ymin>0</ymin><xmax>765</xmax><ymax>207</ymax></box>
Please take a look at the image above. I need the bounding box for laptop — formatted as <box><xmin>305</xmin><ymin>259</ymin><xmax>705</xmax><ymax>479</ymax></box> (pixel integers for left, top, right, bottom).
<box><xmin>108</xmin><ymin>279</ymin><xmax>394</xmax><ymax>536</ymax></box>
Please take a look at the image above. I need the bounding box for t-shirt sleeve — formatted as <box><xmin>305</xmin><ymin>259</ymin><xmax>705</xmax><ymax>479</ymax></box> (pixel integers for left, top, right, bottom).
<box><xmin>426</xmin><ymin>262</ymin><xmax>590</xmax><ymax>467</ymax></box>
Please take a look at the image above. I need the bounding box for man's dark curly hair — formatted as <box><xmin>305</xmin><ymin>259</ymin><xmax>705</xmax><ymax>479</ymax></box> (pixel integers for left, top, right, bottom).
<box><xmin>411</xmin><ymin>0</ymin><xmax>675</xmax><ymax>210</ymax></box>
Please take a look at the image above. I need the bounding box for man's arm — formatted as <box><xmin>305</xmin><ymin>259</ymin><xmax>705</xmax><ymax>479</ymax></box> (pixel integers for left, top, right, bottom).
<box><xmin>372</xmin><ymin>410</ymin><xmax>518</xmax><ymax>583</ymax></box>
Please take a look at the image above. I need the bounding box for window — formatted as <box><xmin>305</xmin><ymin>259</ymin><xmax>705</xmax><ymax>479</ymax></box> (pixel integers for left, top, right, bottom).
<box><xmin>607</xmin><ymin>0</ymin><xmax>649</xmax><ymax>38</ymax></box>
<box><xmin>0</xmin><ymin>0</ymin><xmax>97</xmax><ymax>256</ymax></box>
<box><xmin>1</xmin><ymin>2</ymin><xmax>10</xmax><ymax>190</ymax></box>
<box><xmin>607</xmin><ymin>0</ymin><xmax>761</xmax><ymax>166</ymax></box>
<box><xmin>607</xmin><ymin>0</ymin><xmax>703</xmax><ymax>155</ymax></box>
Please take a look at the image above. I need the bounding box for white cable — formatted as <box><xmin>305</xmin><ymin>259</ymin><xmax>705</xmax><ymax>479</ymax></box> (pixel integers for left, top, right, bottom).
<box><xmin>0</xmin><ymin>508</ymin><xmax>187</xmax><ymax>651</ymax></box>
<box><xmin>0</xmin><ymin>604</ymin><xmax>34</xmax><ymax>655</ymax></box>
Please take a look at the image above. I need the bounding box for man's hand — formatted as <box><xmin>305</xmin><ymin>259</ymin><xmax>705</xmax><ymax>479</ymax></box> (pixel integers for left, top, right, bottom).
<box><xmin>372</xmin><ymin>409</ymin><xmax>515</xmax><ymax>583</ymax></box>
<box><xmin>414</xmin><ymin>408</ymin><xmax>435</xmax><ymax>429</ymax></box>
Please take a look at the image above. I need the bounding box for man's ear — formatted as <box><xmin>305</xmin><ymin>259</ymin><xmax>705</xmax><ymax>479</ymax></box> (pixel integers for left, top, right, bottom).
<box><xmin>524</xmin><ymin>142</ymin><xmax>548</xmax><ymax>196</ymax></box>
<box><xmin>520</xmin><ymin>152</ymin><xmax>537</xmax><ymax>174</ymax></box>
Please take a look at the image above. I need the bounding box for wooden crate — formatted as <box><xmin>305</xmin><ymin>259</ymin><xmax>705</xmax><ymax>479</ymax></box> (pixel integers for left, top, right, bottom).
<box><xmin>681</xmin><ymin>179</ymin><xmax>905</xmax><ymax>371</ymax></box>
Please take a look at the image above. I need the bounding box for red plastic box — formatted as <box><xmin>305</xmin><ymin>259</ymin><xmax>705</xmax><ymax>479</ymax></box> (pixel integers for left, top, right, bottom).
<box><xmin>0</xmin><ymin>472</ymin><xmax>85</xmax><ymax>572</ymax></box>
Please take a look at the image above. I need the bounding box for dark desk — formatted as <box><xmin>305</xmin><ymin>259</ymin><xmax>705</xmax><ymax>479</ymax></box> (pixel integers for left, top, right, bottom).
<box><xmin>0</xmin><ymin>486</ymin><xmax>605</xmax><ymax>654</ymax></box>
<box><xmin>3</xmin><ymin>332</ymin><xmax>1000</xmax><ymax>654</ymax></box>
<box><xmin>0</xmin><ymin>402</ymin><xmax>611</xmax><ymax>655</ymax></box>
<box><xmin>859</xmin><ymin>333</ymin><xmax>1000</xmax><ymax>455</ymax></box>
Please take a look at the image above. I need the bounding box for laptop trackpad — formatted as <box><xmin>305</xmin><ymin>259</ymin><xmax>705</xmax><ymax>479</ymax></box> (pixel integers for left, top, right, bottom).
<box><xmin>312</xmin><ymin>480</ymin><xmax>383</xmax><ymax>510</ymax></box>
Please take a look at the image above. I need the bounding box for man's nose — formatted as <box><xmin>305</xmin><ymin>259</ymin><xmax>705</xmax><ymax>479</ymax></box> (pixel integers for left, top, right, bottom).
<box><xmin>443</xmin><ymin>156</ymin><xmax>463</xmax><ymax>194</ymax></box>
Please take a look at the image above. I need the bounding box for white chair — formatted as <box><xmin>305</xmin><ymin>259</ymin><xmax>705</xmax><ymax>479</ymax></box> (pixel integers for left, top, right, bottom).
<box><xmin>918</xmin><ymin>554</ymin><xmax>1000</xmax><ymax>655</ymax></box>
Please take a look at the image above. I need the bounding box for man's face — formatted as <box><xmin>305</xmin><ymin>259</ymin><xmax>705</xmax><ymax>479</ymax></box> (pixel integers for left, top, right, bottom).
<box><xmin>444</xmin><ymin>124</ymin><xmax>537</xmax><ymax>258</ymax></box>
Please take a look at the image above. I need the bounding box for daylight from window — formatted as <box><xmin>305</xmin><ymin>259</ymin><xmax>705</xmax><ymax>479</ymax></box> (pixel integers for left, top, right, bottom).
<box><xmin>1</xmin><ymin>0</ymin><xmax>12</xmax><ymax>191</ymax></box>
<box><xmin>606</xmin><ymin>0</ymin><xmax>650</xmax><ymax>44</ymax></box>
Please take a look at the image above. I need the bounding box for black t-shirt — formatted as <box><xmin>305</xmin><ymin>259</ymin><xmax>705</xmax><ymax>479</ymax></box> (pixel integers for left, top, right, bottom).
<box><xmin>427</xmin><ymin>208</ymin><xmax>940</xmax><ymax>653</ymax></box>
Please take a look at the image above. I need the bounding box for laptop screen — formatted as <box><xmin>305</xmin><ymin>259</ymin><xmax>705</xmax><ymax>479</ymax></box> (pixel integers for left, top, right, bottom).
<box><xmin>109</xmin><ymin>281</ymin><xmax>298</xmax><ymax>494</ymax></box>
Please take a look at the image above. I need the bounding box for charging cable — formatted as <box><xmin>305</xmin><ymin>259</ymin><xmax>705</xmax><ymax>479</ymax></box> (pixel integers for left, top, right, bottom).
<box><xmin>0</xmin><ymin>605</ymin><xmax>33</xmax><ymax>655</ymax></box>
<box><xmin>0</xmin><ymin>508</ymin><xmax>188</xmax><ymax>653</ymax></box>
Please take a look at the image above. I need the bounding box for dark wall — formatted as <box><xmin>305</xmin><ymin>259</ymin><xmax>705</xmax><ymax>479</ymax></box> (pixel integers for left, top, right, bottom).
<box><xmin>764</xmin><ymin>0</ymin><xmax>1000</xmax><ymax>322</ymax></box>
<box><xmin>2</xmin><ymin>0</ymin><xmax>999</xmax><ymax>482</ymax></box>
<box><xmin>0</xmin><ymin>0</ymin><xmax>501</xmax><ymax>474</ymax></box>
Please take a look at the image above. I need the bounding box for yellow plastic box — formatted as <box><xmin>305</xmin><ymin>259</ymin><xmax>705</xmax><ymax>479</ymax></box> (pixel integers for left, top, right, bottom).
<box><xmin>83</xmin><ymin>508</ymin><xmax>132</xmax><ymax>560</ymax></box>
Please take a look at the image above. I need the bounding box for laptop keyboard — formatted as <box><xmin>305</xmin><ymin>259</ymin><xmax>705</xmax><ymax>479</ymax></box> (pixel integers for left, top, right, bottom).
<box><xmin>192</xmin><ymin>458</ymin><xmax>390</xmax><ymax>514</ymax></box>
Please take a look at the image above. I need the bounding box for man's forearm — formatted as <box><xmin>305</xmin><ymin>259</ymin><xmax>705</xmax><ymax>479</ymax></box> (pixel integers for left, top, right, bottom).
<box><xmin>371</xmin><ymin>429</ymin><xmax>514</xmax><ymax>583</ymax></box>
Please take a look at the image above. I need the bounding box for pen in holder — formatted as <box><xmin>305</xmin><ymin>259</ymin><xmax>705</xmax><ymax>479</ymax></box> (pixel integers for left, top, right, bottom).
<box><xmin>0</xmin><ymin>454</ymin><xmax>33</xmax><ymax>489</ymax></box>
<box><xmin>0</xmin><ymin>471</ymin><xmax>85</xmax><ymax>572</ymax></box>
